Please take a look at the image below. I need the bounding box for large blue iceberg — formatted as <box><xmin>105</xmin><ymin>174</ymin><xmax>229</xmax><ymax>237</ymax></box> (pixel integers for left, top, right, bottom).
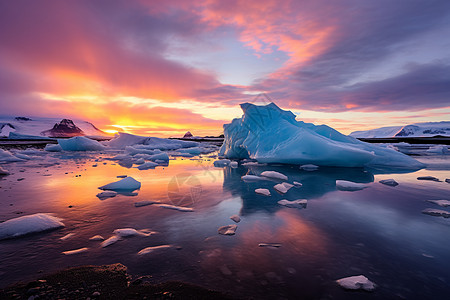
<box><xmin>219</xmin><ymin>103</ymin><xmax>425</xmax><ymax>169</ymax></box>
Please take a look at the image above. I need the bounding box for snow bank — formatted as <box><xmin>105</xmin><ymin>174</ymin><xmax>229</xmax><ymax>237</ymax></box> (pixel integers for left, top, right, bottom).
<box><xmin>99</xmin><ymin>177</ymin><xmax>141</xmax><ymax>191</ymax></box>
<box><xmin>336</xmin><ymin>275</ymin><xmax>376</xmax><ymax>291</ymax></box>
<box><xmin>58</xmin><ymin>136</ymin><xmax>105</xmax><ymax>151</ymax></box>
<box><xmin>219</xmin><ymin>102</ymin><xmax>425</xmax><ymax>169</ymax></box>
<box><xmin>0</xmin><ymin>213</ymin><xmax>64</xmax><ymax>240</ymax></box>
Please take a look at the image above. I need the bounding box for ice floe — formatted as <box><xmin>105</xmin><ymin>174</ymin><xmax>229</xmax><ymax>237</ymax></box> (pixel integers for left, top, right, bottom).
<box><xmin>60</xmin><ymin>233</ymin><xmax>75</xmax><ymax>240</ymax></box>
<box><xmin>44</xmin><ymin>144</ymin><xmax>62</xmax><ymax>152</ymax></box>
<box><xmin>260</xmin><ymin>171</ymin><xmax>288</xmax><ymax>181</ymax></box>
<box><xmin>156</xmin><ymin>204</ymin><xmax>194</xmax><ymax>212</ymax></box>
<box><xmin>89</xmin><ymin>235</ymin><xmax>105</xmax><ymax>241</ymax></box>
<box><xmin>255</xmin><ymin>188</ymin><xmax>271</xmax><ymax>196</ymax></box>
<box><xmin>379</xmin><ymin>179</ymin><xmax>398</xmax><ymax>186</ymax></box>
<box><xmin>218</xmin><ymin>225</ymin><xmax>237</xmax><ymax>235</ymax></box>
<box><xmin>241</xmin><ymin>175</ymin><xmax>265</xmax><ymax>181</ymax></box>
<box><xmin>113</xmin><ymin>228</ymin><xmax>154</xmax><ymax>237</ymax></box>
<box><xmin>422</xmin><ymin>208</ymin><xmax>450</xmax><ymax>218</ymax></box>
<box><xmin>417</xmin><ymin>176</ymin><xmax>440</xmax><ymax>181</ymax></box>
<box><xmin>300</xmin><ymin>164</ymin><xmax>319</xmax><ymax>171</ymax></box>
<box><xmin>336</xmin><ymin>180</ymin><xmax>368</xmax><ymax>191</ymax></box>
<box><xmin>58</xmin><ymin>136</ymin><xmax>105</xmax><ymax>151</ymax></box>
<box><xmin>107</xmin><ymin>132</ymin><xmax>198</xmax><ymax>150</ymax></box>
<box><xmin>427</xmin><ymin>200</ymin><xmax>450</xmax><ymax>207</ymax></box>
<box><xmin>0</xmin><ymin>213</ymin><xmax>64</xmax><ymax>240</ymax></box>
<box><xmin>278</xmin><ymin>199</ymin><xmax>307</xmax><ymax>209</ymax></box>
<box><xmin>101</xmin><ymin>235</ymin><xmax>122</xmax><ymax>247</ymax></box>
<box><xmin>336</xmin><ymin>275</ymin><xmax>376</xmax><ymax>291</ymax></box>
<box><xmin>137</xmin><ymin>244</ymin><xmax>172</xmax><ymax>255</ymax></box>
<box><xmin>98</xmin><ymin>177</ymin><xmax>141</xmax><ymax>191</ymax></box>
<box><xmin>136</xmin><ymin>162</ymin><xmax>158</xmax><ymax>170</ymax></box>
<box><xmin>219</xmin><ymin>102</ymin><xmax>424</xmax><ymax>169</ymax></box>
<box><xmin>96</xmin><ymin>191</ymin><xmax>118</xmax><ymax>200</ymax></box>
<box><xmin>426</xmin><ymin>145</ymin><xmax>449</xmax><ymax>155</ymax></box>
<box><xmin>62</xmin><ymin>247</ymin><xmax>89</xmax><ymax>255</ymax></box>
<box><xmin>230</xmin><ymin>215</ymin><xmax>241</xmax><ymax>223</ymax></box>
<box><xmin>274</xmin><ymin>182</ymin><xmax>294</xmax><ymax>194</ymax></box>
<box><xmin>293</xmin><ymin>181</ymin><xmax>302</xmax><ymax>187</ymax></box>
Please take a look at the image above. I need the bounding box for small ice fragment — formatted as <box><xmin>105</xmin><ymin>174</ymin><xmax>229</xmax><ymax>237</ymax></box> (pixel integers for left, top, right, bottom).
<box><xmin>134</xmin><ymin>200</ymin><xmax>158</xmax><ymax>207</ymax></box>
<box><xmin>379</xmin><ymin>179</ymin><xmax>398</xmax><ymax>186</ymax></box>
<box><xmin>0</xmin><ymin>213</ymin><xmax>64</xmax><ymax>240</ymax></box>
<box><xmin>156</xmin><ymin>204</ymin><xmax>194</xmax><ymax>212</ymax></box>
<box><xmin>417</xmin><ymin>176</ymin><xmax>440</xmax><ymax>181</ymax></box>
<box><xmin>274</xmin><ymin>182</ymin><xmax>294</xmax><ymax>194</ymax></box>
<box><xmin>218</xmin><ymin>225</ymin><xmax>237</xmax><ymax>235</ymax></box>
<box><xmin>336</xmin><ymin>180</ymin><xmax>368</xmax><ymax>191</ymax></box>
<box><xmin>293</xmin><ymin>181</ymin><xmax>302</xmax><ymax>187</ymax></box>
<box><xmin>260</xmin><ymin>171</ymin><xmax>288</xmax><ymax>181</ymax></box>
<box><xmin>44</xmin><ymin>144</ymin><xmax>62</xmax><ymax>152</ymax></box>
<box><xmin>98</xmin><ymin>177</ymin><xmax>141</xmax><ymax>191</ymax></box>
<box><xmin>137</xmin><ymin>162</ymin><xmax>158</xmax><ymax>170</ymax></box>
<box><xmin>422</xmin><ymin>208</ymin><xmax>450</xmax><ymax>218</ymax></box>
<box><xmin>0</xmin><ymin>166</ymin><xmax>10</xmax><ymax>175</ymax></box>
<box><xmin>242</xmin><ymin>161</ymin><xmax>262</xmax><ymax>166</ymax></box>
<box><xmin>258</xmin><ymin>243</ymin><xmax>281</xmax><ymax>248</ymax></box>
<box><xmin>230</xmin><ymin>215</ymin><xmax>241</xmax><ymax>223</ymax></box>
<box><xmin>255</xmin><ymin>188</ymin><xmax>271</xmax><ymax>196</ymax></box>
<box><xmin>300</xmin><ymin>164</ymin><xmax>319</xmax><ymax>171</ymax></box>
<box><xmin>96</xmin><ymin>191</ymin><xmax>118</xmax><ymax>200</ymax></box>
<box><xmin>278</xmin><ymin>199</ymin><xmax>307</xmax><ymax>209</ymax></box>
<box><xmin>336</xmin><ymin>275</ymin><xmax>376</xmax><ymax>291</ymax></box>
<box><xmin>214</xmin><ymin>159</ymin><xmax>231</xmax><ymax>167</ymax></box>
<box><xmin>89</xmin><ymin>235</ymin><xmax>105</xmax><ymax>241</ymax></box>
<box><xmin>427</xmin><ymin>200</ymin><xmax>450</xmax><ymax>207</ymax></box>
<box><xmin>62</xmin><ymin>247</ymin><xmax>88</xmax><ymax>255</ymax></box>
<box><xmin>101</xmin><ymin>235</ymin><xmax>122</xmax><ymax>247</ymax></box>
<box><xmin>137</xmin><ymin>245</ymin><xmax>172</xmax><ymax>255</ymax></box>
<box><xmin>60</xmin><ymin>233</ymin><xmax>75</xmax><ymax>240</ymax></box>
<box><xmin>117</xmin><ymin>175</ymin><xmax>127</xmax><ymax>178</ymax></box>
<box><xmin>113</xmin><ymin>228</ymin><xmax>154</xmax><ymax>237</ymax></box>
<box><xmin>230</xmin><ymin>161</ymin><xmax>238</xmax><ymax>168</ymax></box>
<box><xmin>241</xmin><ymin>175</ymin><xmax>265</xmax><ymax>181</ymax></box>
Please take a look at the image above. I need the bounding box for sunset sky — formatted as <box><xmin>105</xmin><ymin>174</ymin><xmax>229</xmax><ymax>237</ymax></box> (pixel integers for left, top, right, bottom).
<box><xmin>1</xmin><ymin>0</ymin><xmax>449</xmax><ymax>136</ymax></box>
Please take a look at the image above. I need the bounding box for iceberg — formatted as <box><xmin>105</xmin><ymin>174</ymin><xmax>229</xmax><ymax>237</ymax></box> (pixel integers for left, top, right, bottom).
<box><xmin>219</xmin><ymin>103</ymin><xmax>425</xmax><ymax>169</ymax></box>
<box><xmin>230</xmin><ymin>215</ymin><xmax>241</xmax><ymax>223</ymax></box>
<box><xmin>101</xmin><ymin>235</ymin><xmax>122</xmax><ymax>247</ymax></box>
<box><xmin>241</xmin><ymin>175</ymin><xmax>265</xmax><ymax>181</ymax></box>
<box><xmin>98</xmin><ymin>177</ymin><xmax>141</xmax><ymax>191</ymax></box>
<box><xmin>214</xmin><ymin>159</ymin><xmax>231</xmax><ymax>167</ymax></box>
<box><xmin>89</xmin><ymin>235</ymin><xmax>105</xmax><ymax>241</ymax></box>
<box><xmin>0</xmin><ymin>213</ymin><xmax>64</xmax><ymax>240</ymax></box>
<box><xmin>156</xmin><ymin>204</ymin><xmax>194</xmax><ymax>212</ymax></box>
<box><xmin>9</xmin><ymin>132</ymin><xmax>55</xmax><ymax>140</ymax></box>
<box><xmin>107</xmin><ymin>132</ymin><xmax>198</xmax><ymax>150</ymax></box>
<box><xmin>58</xmin><ymin>136</ymin><xmax>105</xmax><ymax>151</ymax></box>
<box><xmin>113</xmin><ymin>228</ymin><xmax>154</xmax><ymax>237</ymax></box>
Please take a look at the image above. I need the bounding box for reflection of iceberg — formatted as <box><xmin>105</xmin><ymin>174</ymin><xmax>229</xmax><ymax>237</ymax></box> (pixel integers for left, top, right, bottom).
<box><xmin>222</xmin><ymin>165</ymin><xmax>375</xmax><ymax>215</ymax></box>
<box><xmin>219</xmin><ymin>103</ymin><xmax>424</xmax><ymax>170</ymax></box>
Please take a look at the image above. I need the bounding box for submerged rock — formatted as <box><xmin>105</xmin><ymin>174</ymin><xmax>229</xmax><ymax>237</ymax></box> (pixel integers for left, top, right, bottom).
<box><xmin>299</xmin><ymin>164</ymin><xmax>319</xmax><ymax>171</ymax></box>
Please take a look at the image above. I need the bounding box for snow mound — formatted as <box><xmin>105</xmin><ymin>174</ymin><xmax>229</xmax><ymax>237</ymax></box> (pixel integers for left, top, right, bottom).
<box><xmin>278</xmin><ymin>199</ymin><xmax>307</xmax><ymax>208</ymax></box>
<box><xmin>261</xmin><ymin>171</ymin><xmax>288</xmax><ymax>181</ymax></box>
<box><xmin>336</xmin><ymin>180</ymin><xmax>368</xmax><ymax>191</ymax></box>
<box><xmin>219</xmin><ymin>102</ymin><xmax>424</xmax><ymax>169</ymax></box>
<box><xmin>336</xmin><ymin>275</ymin><xmax>376</xmax><ymax>291</ymax></box>
<box><xmin>58</xmin><ymin>136</ymin><xmax>105</xmax><ymax>151</ymax></box>
<box><xmin>255</xmin><ymin>188</ymin><xmax>271</xmax><ymax>196</ymax></box>
<box><xmin>0</xmin><ymin>213</ymin><xmax>64</xmax><ymax>240</ymax></box>
<box><xmin>99</xmin><ymin>177</ymin><xmax>141</xmax><ymax>191</ymax></box>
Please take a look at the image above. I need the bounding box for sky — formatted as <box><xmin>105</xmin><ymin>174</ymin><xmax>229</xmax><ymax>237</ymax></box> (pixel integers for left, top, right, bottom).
<box><xmin>1</xmin><ymin>0</ymin><xmax>449</xmax><ymax>136</ymax></box>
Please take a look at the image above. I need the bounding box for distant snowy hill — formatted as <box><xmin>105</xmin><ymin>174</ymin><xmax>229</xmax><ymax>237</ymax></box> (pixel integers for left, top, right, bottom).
<box><xmin>350</xmin><ymin>122</ymin><xmax>450</xmax><ymax>138</ymax></box>
<box><xmin>0</xmin><ymin>116</ymin><xmax>107</xmax><ymax>138</ymax></box>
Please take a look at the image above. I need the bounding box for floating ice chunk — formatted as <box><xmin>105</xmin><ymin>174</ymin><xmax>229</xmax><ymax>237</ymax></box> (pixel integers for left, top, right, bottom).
<box><xmin>0</xmin><ymin>166</ymin><xmax>10</xmax><ymax>175</ymax></box>
<box><xmin>293</xmin><ymin>181</ymin><xmax>302</xmax><ymax>187</ymax></box>
<box><xmin>214</xmin><ymin>159</ymin><xmax>231</xmax><ymax>167</ymax></box>
<box><xmin>134</xmin><ymin>200</ymin><xmax>158</xmax><ymax>207</ymax></box>
<box><xmin>379</xmin><ymin>179</ymin><xmax>398</xmax><ymax>186</ymax></box>
<box><xmin>178</xmin><ymin>147</ymin><xmax>203</xmax><ymax>155</ymax></box>
<box><xmin>134</xmin><ymin>158</ymin><xmax>145</xmax><ymax>165</ymax></box>
<box><xmin>96</xmin><ymin>191</ymin><xmax>118</xmax><ymax>200</ymax></box>
<box><xmin>14</xmin><ymin>153</ymin><xmax>32</xmax><ymax>160</ymax></box>
<box><xmin>137</xmin><ymin>162</ymin><xmax>158</xmax><ymax>170</ymax></box>
<box><xmin>0</xmin><ymin>213</ymin><xmax>64</xmax><ymax>240</ymax></box>
<box><xmin>241</xmin><ymin>175</ymin><xmax>265</xmax><ymax>181</ymax></box>
<box><xmin>62</xmin><ymin>247</ymin><xmax>89</xmax><ymax>255</ymax></box>
<box><xmin>137</xmin><ymin>244</ymin><xmax>172</xmax><ymax>255</ymax></box>
<box><xmin>300</xmin><ymin>164</ymin><xmax>319</xmax><ymax>171</ymax></box>
<box><xmin>417</xmin><ymin>176</ymin><xmax>440</xmax><ymax>181</ymax></box>
<box><xmin>89</xmin><ymin>235</ymin><xmax>105</xmax><ymax>241</ymax></box>
<box><xmin>260</xmin><ymin>171</ymin><xmax>288</xmax><ymax>181</ymax></box>
<box><xmin>101</xmin><ymin>235</ymin><xmax>122</xmax><ymax>247</ymax></box>
<box><xmin>230</xmin><ymin>215</ymin><xmax>241</xmax><ymax>223</ymax></box>
<box><xmin>274</xmin><ymin>182</ymin><xmax>294</xmax><ymax>194</ymax></box>
<box><xmin>336</xmin><ymin>275</ymin><xmax>376</xmax><ymax>291</ymax></box>
<box><xmin>422</xmin><ymin>208</ymin><xmax>450</xmax><ymax>218</ymax></box>
<box><xmin>58</xmin><ymin>136</ymin><xmax>105</xmax><ymax>151</ymax></box>
<box><xmin>427</xmin><ymin>200</ymin><xmax>450</xmax><ymax>207</ymax></box>
<box><xmin>242</xmin><ymin>161</ymin><xmax>264</xmax><ymax>166</ymax></box>
<box><xmin>255</xmin><ymin>188</ymin><xmax>271</xmax><ymax>196</ymax></box>
<box><xmin>149</xmin><ymin>152</ymin><xmax>169</xmax><ymax>162</ymax></box>
<box><xmin>99</xmin><ymin>177</ymin><xmax>141</xmax><ymax>191</ymax></box>
<box><xmin>156</xmin><ymin>204</ymin><xmax>194</xmax><ymax>212</ymax></box>
<box><xmin>230</xmin><ymin>161</ymin><xmax>238</xmax><ymax>168</ymax></box>
<box><xmin>278</xmin><ymin>199</ymin><xmax>307</xmax><ymax>209</ymax></box>
<box><xmin>218</xmin><ymin>225</ymin><xmax>237</xmax><ymax>235</ymax></box>
<box><xmin>60</xmin><ymin>233</ymin><xmax>75</xmax><ymax>240</ymax></box>
<box><xmin>113</xmin><ymin>228</ymin><xmax>154</xmax><ymax>237</ymax></box>
<box><xmin>258</xmin><ymin>243</ymin><xmax>282</xmax><ymax>248</ymax></box>
<box><xmin>336</xmin><ymin>180</ymin><xmax>368</xmax><ymax>191</ymax></box>
<box><xmin>426</xmin><ymin>145</ymin><xmax>449</xmax><ymax>155</ymax></box>
<box><xmin>0</xmin><ymin>149</ymin><xmax>24</xmax><ymax>162</ymax></box>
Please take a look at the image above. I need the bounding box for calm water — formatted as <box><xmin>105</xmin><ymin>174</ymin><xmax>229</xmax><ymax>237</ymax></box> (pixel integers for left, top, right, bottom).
<box><xmin>1</xmin><ymin>149</ymin><xmax>450</xmax><ymax>299</ymax></box>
